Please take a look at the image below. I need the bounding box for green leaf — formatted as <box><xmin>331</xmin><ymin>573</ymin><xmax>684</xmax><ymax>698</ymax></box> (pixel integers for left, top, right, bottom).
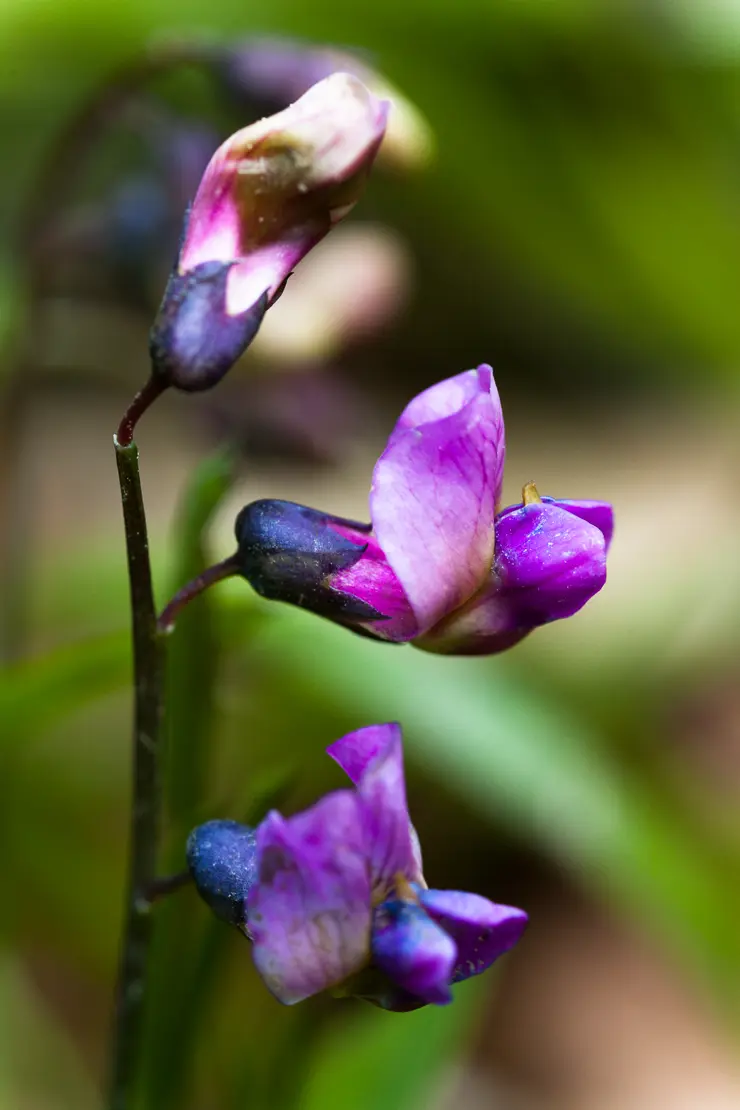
<box><xmin>0</xmin><ymin>632</ymin><xmax>129</xmax><ymax>739</ymax></box>
<box><xmin>301</xmin><ymin>978</ymin><xmax>485</xmax><ymax>1110</ymax></box>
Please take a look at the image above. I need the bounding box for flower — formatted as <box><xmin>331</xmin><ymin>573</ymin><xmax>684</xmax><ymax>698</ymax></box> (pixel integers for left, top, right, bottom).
<box><xmin>187</xmin><ymin>724</ymin><xmax>527</xmax><ymax>1009</ymax></box>
<box><xmin>214</xmin><ymin>36</ymin><xmax>434</xmax><ymax>172</ymax></box>
<box><xmin>149</xmin><ymin>73</ymin><xmax>388</xmax><ymax>391</ymax></box>
<box><xmin>233</xmin><ymin>364</ymin><xmax>614</xmax><ymax>654</ymax></box>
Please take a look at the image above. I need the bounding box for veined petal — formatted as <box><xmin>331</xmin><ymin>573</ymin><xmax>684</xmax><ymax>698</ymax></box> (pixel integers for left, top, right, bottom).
<box><xmin>247</xmin><ymin>793</ymin><xmax>371</xmax><ymax>1004</ymax></box>
<box><xmin>370</xmin><ymin>367</ymin><xmax>503</xmax><ymax>634</ymax></box>
<box><xmin>354</xmin><ymin>730</ymin><xmax>421</xmax><ymax>894</ymax></box>
<box><xmin>418</xmin><ymin>889</ymin><xmax>527</xmax><ymax>984</ymax></box>
<box><xmin>371</xmin><ymin>898</ymin><xmax>456</xmax><ymax>1005</ymax></box>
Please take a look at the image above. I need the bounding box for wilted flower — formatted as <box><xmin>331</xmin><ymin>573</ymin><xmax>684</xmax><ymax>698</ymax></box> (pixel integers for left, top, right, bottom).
<box><xmin>232</xmin><ymin>364</ymin><xmax>613</xmax><ymax>654</ymax></box>
<box><xmin>149</xmin><ymin>73</ymin><xmax>388</xmax><ymax>392</ymax></box>
<box><xmin>188</xmin><ymin>724</ymin><xmax>526</xmax><ymax>1009</ymax></box>
<box><xmin>214</xmin><ymin>36</ymin><xmax>434</xmax><ymax>172</ymax></box>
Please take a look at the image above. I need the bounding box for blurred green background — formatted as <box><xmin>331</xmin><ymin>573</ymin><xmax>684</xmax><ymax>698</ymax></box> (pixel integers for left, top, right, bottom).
<box><xmin>3</xmin><ymin>1</ymin><xmax>740</xmax><ymax>1108</ymax></box>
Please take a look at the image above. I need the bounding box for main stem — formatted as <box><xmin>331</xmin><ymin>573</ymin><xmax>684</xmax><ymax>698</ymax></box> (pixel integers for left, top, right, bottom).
<box><xmin>109</xmin><ymin>436</ymin><xmax>167</xmax><ymax>1110</ymax></box>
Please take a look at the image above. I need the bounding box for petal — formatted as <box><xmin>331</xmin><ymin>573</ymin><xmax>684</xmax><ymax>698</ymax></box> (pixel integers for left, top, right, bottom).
<box><xmin>218</xmin><ymin>38</ymin><xmax>434</xmax><ymax>172</ymax></box>
<box><xmin>327</xmin><ymin>725</ymin><xmax>425</xmax><ymax>885</ymax></box>
<box><xmin>179</xmin><ymin>73</ymin><xmax>389</xmax><ymax>307</ymax></box>
<box><xmin>186</xmin><ymin>819</ymin><xmax>257</xmax><ymax>927</ymax></box>
<box><xmin>370</xmin><ymin>366</ymin><xmax>503</xmax><ymax>633</ymax></box>
<box><xmin>329</xmin><ymin>533</ymin><xmax>419</xmax><ymax>641</ymax></box>
<box><xmin>354</xmin><ymin>730</ymin><xmax>421</xmax><ymax>893</ymax></box>
<box><xmin>416</xmin><ymin>499</ymin><xmax>609</xmax><ymax>655</ymax></box>
<box><xmin>543</xmin><ymin>498</ymin><xmax>614</xmax><ymax>551</ymax></box>
<box><xmin>395</xmin><ymin>365</ymin><xmax>504</xmax><ymax>453</ymax></box>
<box><xmin>326</xmin><ymin>723</ymin><xmax>403</xmax><ymax>785</ymax></box>
<box><xmin>371</xmin><ymin>898</ymin><xmax>456</xmax><ymax>1005</ymax></box>
<box><xmin>494</xmin><ymin>499</ymin><xmax>608</xmax><ymax>622</ymax></box>
<box><xmin>419</xmin><ymin>889</ymin><xmax>527</xmax><ymax>984</ymax></box>
<box><xmin>247</xmin><ymin>792</ymin><xmax>371</xmax><ymax>1004</ymax></box>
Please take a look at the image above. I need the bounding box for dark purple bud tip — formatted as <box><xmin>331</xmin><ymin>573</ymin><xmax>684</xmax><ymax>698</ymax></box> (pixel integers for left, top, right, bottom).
<box><xmin>186</xmin><ymin>819</ymin><xmax>258</xmax><ymax>927</ymax></box>
<box><xmin>149</xmin><ymin>260</ymin><xmax>269</xmax><ymax>392</ymax></box>
<box><xmin>233</xmin><ymin>499</ymin><xmax>386</xmax><ymax>624</ymax></box>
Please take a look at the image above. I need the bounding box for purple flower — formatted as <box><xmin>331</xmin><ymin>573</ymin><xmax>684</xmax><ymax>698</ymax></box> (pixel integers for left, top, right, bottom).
<box><xmin>189</xmin><ymin>725</ymin><xmax>526</xmax><ymax>1009</ymax></box>
<box><xmin>234</xmin><ymin>365</ymin><xmax>613</xmax><ymax>654</ymax></box>
<box><xmin>149</xmin><ymin>73</ymin><xmax>388</xmax><ymax>391</ymax></box>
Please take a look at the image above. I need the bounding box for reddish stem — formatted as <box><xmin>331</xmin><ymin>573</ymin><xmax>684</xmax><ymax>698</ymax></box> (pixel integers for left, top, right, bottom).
<box><xmin>116</xmin><ymin>376</ymin><xmax>169</xmax><ymax>447</ymax></box>
<box><xmin>157</xmin><ymin>556</ymin><xmax>240</xmax><ymax>633</ymax></box>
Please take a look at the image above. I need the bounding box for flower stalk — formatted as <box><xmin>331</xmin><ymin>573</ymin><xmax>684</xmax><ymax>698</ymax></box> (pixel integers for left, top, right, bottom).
<box><xmin>157</xmin><ymin>555</ymin><xmax>240</xmax><ymax>633</ymax></box>
<box><xmin>109</xmin><ymin>436</ymin><xmax>167</xmax><ymax>1110</ymax></box>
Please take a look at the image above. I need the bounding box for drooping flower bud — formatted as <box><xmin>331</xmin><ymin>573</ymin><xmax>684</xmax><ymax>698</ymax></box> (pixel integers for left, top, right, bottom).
<box><xmin>149</xmin><ymin>73</ymin><xmax>389</xmax><ymax>391</ymax></box>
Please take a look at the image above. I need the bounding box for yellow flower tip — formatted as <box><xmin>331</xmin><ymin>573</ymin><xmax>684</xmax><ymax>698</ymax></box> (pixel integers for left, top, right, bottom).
<box><xmin>522</xmin><ymin>481</ymin><xmax>542</xmax><ymax>506</ymax></box>
<box><xmin>394</xmin><ymin>874</ymin><xmax>418</xmax><ymax>903</ymax></box>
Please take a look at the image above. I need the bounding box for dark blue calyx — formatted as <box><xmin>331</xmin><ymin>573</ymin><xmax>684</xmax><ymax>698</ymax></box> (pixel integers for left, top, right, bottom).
<box><xmin>149</xmin><ymin>259</ymin><xmax>269</xmax><ymax>392</ymax></box>
<box><xmin>186</xmin><ymin>819</ymin><xmax>258</xmax><ymax>927</ymax></box>
<box><xmin>234</xmin><ymin>499</ymin><xmax>386</xmax><ymax>623</ymax></box>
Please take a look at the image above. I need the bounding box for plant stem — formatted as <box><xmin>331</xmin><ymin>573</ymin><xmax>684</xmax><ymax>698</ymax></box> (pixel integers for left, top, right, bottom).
<box><xmin>116</xmin><ymin>376</ymin><xmax>169</xmax><ymax>448</ymax></box>
<box><xmin>108</xmin><ymin>436</ymin><xmax>167</xmax><ymax>1110</ymax></box>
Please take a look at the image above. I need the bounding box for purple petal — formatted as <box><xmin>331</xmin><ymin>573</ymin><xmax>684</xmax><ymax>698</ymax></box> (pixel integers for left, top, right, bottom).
<box><xmin>372</xmin><ymin>898</ymin><xmax>456</xmax><ymax>1005</ymax></box>
<box><xmin>247</xmin><ymin>792</ymin><xmax>371</xmax><ymax>1004</ymax></box>
<box><xmin>416</xmin><ymin>498</ymin><xmax>609</xmax><ymax>655</ymax></box>
<box><xmin>370</xmin><ymin>366</ymin><xmax>503</xmax><ymax>634</ymax></box>
<box><xmin>329</xmin><ymin>533</ymin><xmax>419</xmax><ymax>641</ymax></box>
<box><xmin>353</xmin><ymin>729</ymin><xmax>422</xmax><ymax>894</ymax></box>
<box><xmin>327</xmin><ymin>723</ymin><xmax>402</xmax><ymax>785</ymax></box>
<box><xmin>494</xmin><ymin>499</ymin><xmax>608</xmax><ymax>622</ymax></box>
<box><xmin>543</xmin><ymin>498</ymin><xmax>614</xmax><ymax>551</ymax></box>
<box><xmin>395</xmin><ymin>364</ymin><xmax>504</xmax><ymax>449</ymax></box>
<box><xmin>419</xmin><ymin>889</ymin><xmax>527</xmax><ymax>983</ymax></box>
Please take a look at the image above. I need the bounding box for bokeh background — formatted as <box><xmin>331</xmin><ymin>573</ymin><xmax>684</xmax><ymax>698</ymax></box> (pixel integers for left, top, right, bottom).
<box><xmin>3</xmin><ymin>1</ymin><xmax>740</xmax><ymax>1107</ymax></box>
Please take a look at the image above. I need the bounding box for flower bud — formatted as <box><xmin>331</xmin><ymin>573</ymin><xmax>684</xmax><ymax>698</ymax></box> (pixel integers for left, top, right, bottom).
<box><xmin>234</xmin><ymin>499</ymin><xmax>387</xmax><ymax>626</ymax></box>
<box><xmin>149</xmin><ymin>73</ymin><xmax>389</xmax><ymax>391</ymax></box>
<box><xmin>186</xmin><ymin>819</ymin><xmax>258</xmax><ymax>927</ymax></box>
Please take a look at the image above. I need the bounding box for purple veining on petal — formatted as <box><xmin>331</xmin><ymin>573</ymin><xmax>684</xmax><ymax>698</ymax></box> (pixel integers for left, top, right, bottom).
<box><xmin>247</xmin><ymin>792</ymin><xmax>371</xmax><ymax>1004</ymax></box>
<box><xmin>372</xmin><ymin>898</ymin><xmax>456</xmax><ymax>1005</ymax></box>
<box><xmin>418</xmin><ymin>889</ymin><xmax>527</xmax><ymax>984</ymax></box>
<box><xmin>369</xmin><ymin>368</ymin><xmax>503</xmax><ymax>633</ymax></box>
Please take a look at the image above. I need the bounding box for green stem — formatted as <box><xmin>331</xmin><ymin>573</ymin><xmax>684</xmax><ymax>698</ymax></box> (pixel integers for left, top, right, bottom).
<box><xmin>108</xmin><ymin>436</ymin><xmax>167</xmax><ymax>1110</ymax></box>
